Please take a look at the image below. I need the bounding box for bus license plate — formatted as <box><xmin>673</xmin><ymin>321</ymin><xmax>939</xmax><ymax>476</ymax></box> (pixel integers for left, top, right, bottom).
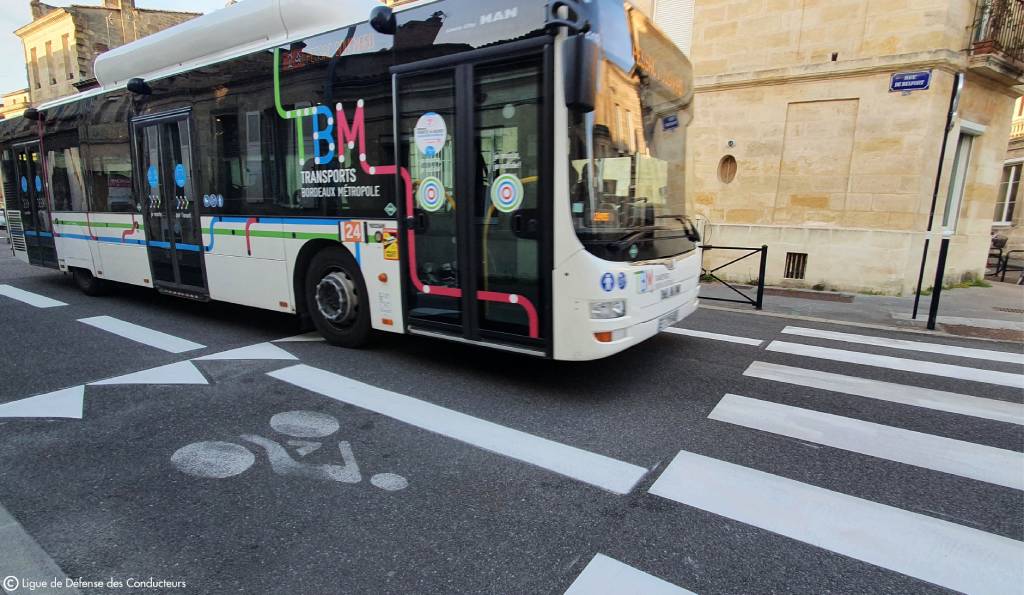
<box><xmin>658</xmin><ymin>309</ymin><xmax>680</xmax><ymax>331</ymax></box>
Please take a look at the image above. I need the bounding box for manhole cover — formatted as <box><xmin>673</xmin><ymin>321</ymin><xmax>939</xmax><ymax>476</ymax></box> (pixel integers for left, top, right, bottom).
<box><xmin>993</xmin><ymin>307</ymin><xmax>1024</xmax><ymax>314</ymax></box>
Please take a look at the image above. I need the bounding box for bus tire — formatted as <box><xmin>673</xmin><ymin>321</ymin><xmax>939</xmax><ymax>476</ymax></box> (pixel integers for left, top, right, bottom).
<box><xmin>304</xmin><ymin>246</ymin><xmax>371</xmax><ymax>348</ymax></box>
<box><xmin>73</xmin><ymin>268</ymin><xmax>109</xmax><ymax>296</ymax></box>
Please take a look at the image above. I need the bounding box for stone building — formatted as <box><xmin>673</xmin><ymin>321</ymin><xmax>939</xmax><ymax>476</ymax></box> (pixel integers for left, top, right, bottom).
<box><xmin>0</xmin><ymin>89</ymin><xmax>31</xmax><ymax>120</ymax></box>
<box><xmin>646</xmin><ymin>0</ymin><xmax>1023</xmax><ymax>295</ymax></box>
<box><xmin>996</xmin><ymin>97</ymin><xmax>1024</xmax><ymax>252</ymax></box>
<box><xmin>15</xmin><ymin>0</ymin><xmax>200</xmax><ymax>106</ymax></box>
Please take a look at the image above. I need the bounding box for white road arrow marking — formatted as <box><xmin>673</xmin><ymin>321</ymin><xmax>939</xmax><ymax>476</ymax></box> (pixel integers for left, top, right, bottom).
<box><xmin>194</xmin><ymin>342</ymin><xmax>298</xmax><ymax>361</ymax></box>
<box><xmin>0</xmin><ymin>386</ymin><xmax>85</xmax><ymax>419</ymax></box>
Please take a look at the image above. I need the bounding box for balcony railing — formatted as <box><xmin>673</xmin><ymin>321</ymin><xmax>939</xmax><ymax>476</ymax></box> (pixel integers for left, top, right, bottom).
<box><xmin>1013</xmin><ymin>118</ymin><xmax>1024</xmax><ymax>139</ymax></box>
<box><xmin>973</xmin><ymin>0</ymin><xmax>1024</xmax><ymax>66</ymax></box>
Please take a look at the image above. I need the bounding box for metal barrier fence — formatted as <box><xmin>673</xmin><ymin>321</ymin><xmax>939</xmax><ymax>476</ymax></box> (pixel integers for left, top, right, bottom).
<box><xmin>700</xmin><ymin>244</ymin><xmax>768</xmax><ymax>310</ymax></box>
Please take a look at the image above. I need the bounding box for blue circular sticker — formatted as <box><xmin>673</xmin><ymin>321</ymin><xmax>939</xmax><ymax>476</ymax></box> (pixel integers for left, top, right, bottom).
<box><xmin>20</xmin><ymin>176</ymin><xmax>27</xmax><ymax>192</ymax></box>
<box><xmin>34</xmin><ymin>176</ymin><xmax>42</xmax><ymax>192</ymax></box>
<box><xmin>202</xmin><ymin>195</ymin><xmax>210</xmax><ymax>208</ymax></box>
<box><xmin>600</xmin><ymin>272</ymin><xmax>615</xmax><ymax>293</ymax></box>
<box><xmin>217</xmin><ymin>194</ymin><xmax>224</xmax><ymax>208</ymax></box>
<box><xmin>147</xmin><ymin>165</ymin><xmax>158</xmax><ymax>189</ymax></box>
<box><xmin>174</xmin><ymin>164</ymin><xmax>187</xmax><ymax>188</ymax></box>
<box><xmin>617</xmin><ymin>272</ymin><xmax>627</xmax><ymax>290</ymax></box>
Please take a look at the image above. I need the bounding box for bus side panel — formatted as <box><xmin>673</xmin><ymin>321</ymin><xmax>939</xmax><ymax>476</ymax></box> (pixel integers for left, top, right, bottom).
<box><xmin>53</xmin><ymin>211</ymin><xmax>96</xmax><ymax>272</ymax></box>
<box><xmin>280</xmin><ymin>219</ymin><xmax>404</xmax><ymax>333</ymax></box>
<box><xmin>202</xmin><ymin>215</ymin><xmax>290</xmax><ymax>312</ymax></box>
<box><xmin>54</xmin><ymin>212</ymin><xmax>152</xmax><ymax>288</ymax></box>
<box><xmin>353</xmin><ymin>220</ymin><xmax>404</xmax><ymax>334</ymax></box>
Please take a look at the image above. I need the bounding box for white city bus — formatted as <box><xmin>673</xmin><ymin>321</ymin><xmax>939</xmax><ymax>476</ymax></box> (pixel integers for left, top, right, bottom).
<box><xmin>0</xmin><ymin>0</ymin><xmax>699</xmax><ymax>360</ymax></box>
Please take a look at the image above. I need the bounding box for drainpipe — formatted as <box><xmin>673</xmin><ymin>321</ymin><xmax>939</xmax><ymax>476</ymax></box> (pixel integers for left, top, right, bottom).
<box><xmin>912</xmin><ymin>71</ymin><xmax>964</xmax><ymax>320</ymax></box>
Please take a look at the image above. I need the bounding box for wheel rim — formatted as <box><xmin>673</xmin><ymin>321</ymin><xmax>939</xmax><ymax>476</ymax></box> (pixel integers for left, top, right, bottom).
<box><xmin>315</xmin><ymin>270</ymin><xmax>359</xmax><ymax>327</ymax></box>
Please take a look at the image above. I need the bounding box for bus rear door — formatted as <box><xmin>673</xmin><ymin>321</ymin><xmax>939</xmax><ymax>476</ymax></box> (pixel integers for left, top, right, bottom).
<box><xmin>11</xmin><ymin>141</ymin><xmax>57</xmax><ymax>268</ymax></box>
<box><xmin>133</xmin><ymin>112</ymin><xmax>208</xmax><ymax>297</ymax></box>
<box><xmin>395</xmin><ymin>47</ymin><xmax>551</xmax><ymax>355</ymax></box>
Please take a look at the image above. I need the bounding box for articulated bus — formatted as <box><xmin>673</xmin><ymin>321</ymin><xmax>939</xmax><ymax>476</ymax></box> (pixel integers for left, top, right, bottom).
<box><xmin>0</xmin><ymin>0</ymin><xmax>699</xmax><ymax>360</ymax></box>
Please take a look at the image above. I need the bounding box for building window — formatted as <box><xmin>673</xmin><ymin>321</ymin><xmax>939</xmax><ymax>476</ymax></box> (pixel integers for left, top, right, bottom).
<box><xmin>995</xmin><ymin>163</ymin><xmax>1020</xmax><ymax>225</ymax></box>
<box><xmin>718</xmin><ymin>155</ymin><xmax>737</xmax><ymax>183</ymax></box>
<box><xmin>62</xmin><ymin>34</ymin><xmax>73</xmax><ymax>80</ymax></box>
<box><xmin>30</xmin><ymin>48</ymin><xmax>40</xmax><ymax>89</ymax></box>
<box><xmin>941</xmin><ymin>133</ymin><xmax>974</xmax><ymax>230</ymax></box>
<box><xmin>45</xmin><ymin>41</ymin><xmax>55</xmax><ymax>85</ymax></box>
<box><xmin>785</xmin><ymin>252</ymin><xmax>808</xmax><ymax>279</ymax></box>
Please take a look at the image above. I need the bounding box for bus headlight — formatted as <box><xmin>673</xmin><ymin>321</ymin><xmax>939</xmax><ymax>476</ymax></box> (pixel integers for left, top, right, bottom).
<box><xmin>590</xmin><ymin>300</ymin><xmax>626</xmax><ymax>319</ymax></box>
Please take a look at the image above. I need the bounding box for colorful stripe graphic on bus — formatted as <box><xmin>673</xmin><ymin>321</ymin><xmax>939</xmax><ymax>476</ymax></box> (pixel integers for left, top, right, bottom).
<box><xmin>271</xmin><ymin>48</ymin><xmax>539</xmax><ymax>338</ymax></box>
<box><xmin>490</xmin><ymin>174</ymin><xmax>524</xmax><ymax>213</ymax></box>
<box><xmin>416</xmin><ymin>177</ymin><xmax>445</xmax><ymax>212</ymax></box>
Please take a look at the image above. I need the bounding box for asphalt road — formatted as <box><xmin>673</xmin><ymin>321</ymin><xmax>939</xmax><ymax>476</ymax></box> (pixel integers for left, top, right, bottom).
<box><xmin>0</xmin><ymin>252</ymin><xmax>1021</xmax><ymax>594</ymax></box>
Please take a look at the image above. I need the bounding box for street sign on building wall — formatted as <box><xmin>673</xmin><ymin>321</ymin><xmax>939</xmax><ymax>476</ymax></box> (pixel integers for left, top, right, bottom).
<box><xmin>890</xmin><ymin>70</ymin><xmax>932</xmax><ymax>93</ymax></box>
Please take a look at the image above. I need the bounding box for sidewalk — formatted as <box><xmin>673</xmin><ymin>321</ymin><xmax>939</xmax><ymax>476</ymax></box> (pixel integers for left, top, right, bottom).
<box><xmin>699</xmin><ymin>279</ymin><xmax>1024</xmax><ymax>342</ymax></box>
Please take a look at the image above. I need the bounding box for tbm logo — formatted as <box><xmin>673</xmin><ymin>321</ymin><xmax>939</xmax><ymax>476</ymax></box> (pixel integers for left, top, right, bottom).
<box><xmin>480</xmin><ymin>8</ymin><xmax>517</xmax><ymax>24</ymax></box>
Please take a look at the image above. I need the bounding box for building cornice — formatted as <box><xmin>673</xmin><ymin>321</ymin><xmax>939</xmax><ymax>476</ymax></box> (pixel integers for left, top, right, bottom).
<box><xmin>694</xmin><ymin>50</ymin><xmax>970</xmax><ymax>94</ymax></box>
<box><xmin>14</xmin><ymin>8</ymin><xmax>71</xmax><ymax>37</ymax></box>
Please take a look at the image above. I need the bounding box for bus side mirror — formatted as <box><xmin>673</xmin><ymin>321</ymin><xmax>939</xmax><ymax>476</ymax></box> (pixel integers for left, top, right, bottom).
<box><xmin>127</xmin><ymin>78</ymin><xmax>152</xmax><ymax>95</ymax></box>
<box><xmin>563</xmin><ymin>33</ymin><xmax>599</xmax><ymax>113</ymax></box>
<box><xmin>23</xmin><ymin>108</ymin><xmax>42</xmax><ymax>121</ymax></box>
<box><xmin>370</xmin><ymin>6</ymin><xmax>397</xmax><ymax>35</ymax></box>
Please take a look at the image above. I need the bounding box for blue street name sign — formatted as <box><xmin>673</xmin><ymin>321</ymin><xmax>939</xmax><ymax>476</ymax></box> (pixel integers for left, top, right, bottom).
<box><xmin>890</xmin><ymin>70</ymin><xmax>931</xmax><ymax>93</ymax></box>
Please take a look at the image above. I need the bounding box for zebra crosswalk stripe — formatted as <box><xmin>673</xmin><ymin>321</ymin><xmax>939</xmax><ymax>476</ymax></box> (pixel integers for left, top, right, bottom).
<box><xmin>766</xmin><ymin>341</ymin><xmax>1024</xmax><ymax>388</ymax></box>
<box><xmin>709</xmin><ymin>394</ymin><xmax>1024</xmax><ymax>490</ymax></box>
<box><xmin>649</xmin><ymin>450</ymin><xmax>1024</xmax><ymax>595</ymax></box>
<box><xmin>743</xmin><ymin>361</ymin><xmax>1024</xmax><ymax>426</ymax></box>
<box><xmin>781</xmin><ymin>326</ymin><xmax>1024</xmax><ymax>365</ymax></box>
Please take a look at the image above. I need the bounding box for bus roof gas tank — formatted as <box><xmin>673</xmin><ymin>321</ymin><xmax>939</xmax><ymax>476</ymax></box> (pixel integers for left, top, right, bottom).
<box><xmin>94</xmin><ymin>0</ymin><xmax>380</xmax><ymax>88</ymax></box>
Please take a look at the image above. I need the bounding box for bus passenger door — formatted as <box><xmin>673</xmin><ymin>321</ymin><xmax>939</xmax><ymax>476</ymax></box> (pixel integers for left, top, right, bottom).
<box><xmin>134</xmin><ymin>113</ymin><xmax>207</xmax><ymax>297</ymax></box>
<box><xmin>395</xmin><ymin>50</ymin><xmax>550</xmax><ymax>354</ymax></box>
<box><xmin>12</xmin><ymin>142</ymin><xmax>57</xmax><ymax>268</ymax></box>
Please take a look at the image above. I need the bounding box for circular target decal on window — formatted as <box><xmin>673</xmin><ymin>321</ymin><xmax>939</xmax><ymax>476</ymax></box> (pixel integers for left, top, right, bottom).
<box><xmin>490</xmin><ymin>174</ymin><xmax>524</xmax><ymax>213</ymax></box>
<box><xmin>416</xmin><ymin>176</ymin><xmax>446</xmax><ymax>212</ymax></box>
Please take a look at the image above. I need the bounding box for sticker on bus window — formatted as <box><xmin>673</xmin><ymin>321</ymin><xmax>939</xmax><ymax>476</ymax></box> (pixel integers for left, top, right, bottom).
<box><xmin>341</xmin><ymin>221</ymin><xmax>363</xmax><ymax>243</ymax></box>
<box><xmin>414</xmin><ymin>112</ymin><xmax>447</xmax><ymax>157</ymax></box>
<box><xmin>382</xmin><ymin>229</ymin><xmax>399</xmax><ymax>261</ymax></box>
<box><xmin>174</xmin><ymin>164</ymin><xmax>187</xmax><ymax>188</ymax></box>
<box><xmin>417</xmin><ymin>177</ymin><xmax>445</xmax><ymax>212</ymax></box>
<box><xmin>490</xmin><ymin>174</ymin><xmax>524</xmax><ymax>213</ymax></box>
<box><xmin>34</xmin><ymin>176</ymin><xmax>42</xmax><ymax>192</ymax></box>
<box><xmin>20</xmin><ymin>177</ymin><xmax>27</xmax><ymax>192</ymax></box>
<box><xmin>147</xmin><ymin>165</ymin><xmax>158</xmax><ymax>189</ymax></box>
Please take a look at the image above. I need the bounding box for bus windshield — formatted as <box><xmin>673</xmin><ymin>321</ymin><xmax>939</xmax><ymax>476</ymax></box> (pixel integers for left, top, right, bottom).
<box><xmin>569</xmin><ymin>1</ymin><xmax>695</xmax><ymax>262</ymax></box>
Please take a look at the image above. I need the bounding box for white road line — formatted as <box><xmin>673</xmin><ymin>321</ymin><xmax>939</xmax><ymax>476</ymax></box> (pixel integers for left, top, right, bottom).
<box><xmin>649</xmin><ymin>451</ymin><xmax>1024</xmax><ymax>594</ymax></box>
<box><xmin>744</xmin><ymin>362</ymin><xmax>1024</xmax><ymax>426</ymax></box>
<box><xmin>662</xmin><ymin>327</ymin><xmax>763</xmax><ymax>346</ymax></box>
<box><xmin>78</xmin><ymin>316</ymin><xmax>204</xmax><ymax>354</ymax></box>
<box><xmin>0</xmin><ymin>502</ymin><xmax>82</xmax><ymax>595</ymax></box>
<box><xmin>564</xmin><ymin>554</ymin><xmax>696</xmax><ymax>595</ymax></box>
<box><xmin>90</xmin><ymin>361</ymin><xmax>208</xmax><ymax>385</ymax></box>
<box><xmin>782</xmin><ymin>326</ymin><xmax>1024</xmax><ymax>365</ymax></box>
<box><xmin>710</xmin><ymin>394</ymin><xmax>1024</xmax><ymax>490</ymax></box>
<box><xmin>0</xmin><ymin>386</ymin><xmax>84</xmax><ymax>419</ymax></box>
<box><xmin>0</xmin><ymin>284</ymin><xmax>66</xmax><ymax>308</ymax></box>
<box><xmin>193</xmin><ymin>342</ymin><xmax>297</xmax><ymax>361</ymax></box>
<box><xmin>268</xmin><ymin>364</ymin><xmax>648</xmax><ymax>495</ymax></box>
<box><xmin>767</xmin><ymin>341</ymin><xmax>1024</xmax><ymax>388</ymax></box>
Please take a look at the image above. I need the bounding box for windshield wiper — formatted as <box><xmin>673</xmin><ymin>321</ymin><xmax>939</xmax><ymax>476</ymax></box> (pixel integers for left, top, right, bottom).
<box><xmin>655</xmin><ymin>214</ymin><xmax>701</xmax><ymax>242</ymax></box>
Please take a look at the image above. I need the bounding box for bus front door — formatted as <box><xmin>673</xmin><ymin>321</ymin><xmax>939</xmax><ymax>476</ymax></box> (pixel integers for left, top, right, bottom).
<box><xmin>12</xmin><ymin>141</ymin><xmax>57</xmax><ymax>268</ymax></box>
<box><xmin>396</xmin><ymin>50</ymin><xmax>550</xmax><ymax>354</ymax></box>
<box><xmin>134</xmin><ymin>114</ymin><xmax>207</xmax><ymax>297</ymax></box>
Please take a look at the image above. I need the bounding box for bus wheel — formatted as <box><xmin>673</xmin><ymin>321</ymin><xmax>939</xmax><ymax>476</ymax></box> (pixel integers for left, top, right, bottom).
<box><xmin>305</xmin><ymin>246</ymin><xmax>371</xmax><ymax>348</ymax></box>
<box><xmin>73</xmin><ymin>268</ymin><xmax>109</xmax><ymax>296</ymax></box>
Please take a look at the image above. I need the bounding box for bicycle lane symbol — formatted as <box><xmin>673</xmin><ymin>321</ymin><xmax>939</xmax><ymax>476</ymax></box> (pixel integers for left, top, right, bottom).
<box><xmin>170</xmin><ymin>410</ymin><xmax>408</xmax><ymax>491</ymax></box>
